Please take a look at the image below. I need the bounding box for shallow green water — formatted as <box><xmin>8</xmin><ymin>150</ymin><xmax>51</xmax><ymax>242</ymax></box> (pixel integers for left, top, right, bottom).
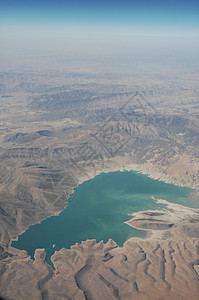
<box><xmin>12</xmin><ymin>170</ymin><xmax>197</xmax><ymax>266</ymax></box>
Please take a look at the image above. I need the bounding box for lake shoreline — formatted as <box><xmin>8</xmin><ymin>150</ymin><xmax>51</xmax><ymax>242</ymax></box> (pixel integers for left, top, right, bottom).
<box><xmin>10</xmin><ymin>166</ymin><xmax>198</xmax><ymax>265</ymax></box>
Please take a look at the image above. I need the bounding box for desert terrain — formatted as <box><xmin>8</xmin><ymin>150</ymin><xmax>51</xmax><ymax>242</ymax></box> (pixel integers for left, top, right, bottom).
<box><xmin>0</xmin><ymin>55</ymin><xmax>199</xmax><ymax>299</ymax></box>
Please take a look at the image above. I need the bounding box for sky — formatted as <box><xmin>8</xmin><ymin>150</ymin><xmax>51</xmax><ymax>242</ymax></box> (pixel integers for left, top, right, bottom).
<box><xmin>0</xmin><ymin>0</ymin><xmax>199</xmax><ymax>62</ymax></box>
<box><xmin>1</xmin><ymin>0</ymin><xmax>199</xmax><ymax>33</ymax></box>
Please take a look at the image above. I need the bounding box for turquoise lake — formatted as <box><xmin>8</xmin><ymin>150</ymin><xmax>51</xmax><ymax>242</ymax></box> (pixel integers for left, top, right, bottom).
<box><xmin>12</xmin><ymin>170</ymin><xmax>197</xmax><ymax>266</ymax></box>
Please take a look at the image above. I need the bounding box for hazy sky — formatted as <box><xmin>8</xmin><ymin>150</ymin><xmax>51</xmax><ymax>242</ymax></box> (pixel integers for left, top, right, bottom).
<box><xmin>1</xmin><ymin>0</ymin><xmax>199</xmax><ymax>32</ymax></box>
<box><xmin>0</xmin><ymin>0</ymin><xmax>199</xmax><ymax>67</ymax></box>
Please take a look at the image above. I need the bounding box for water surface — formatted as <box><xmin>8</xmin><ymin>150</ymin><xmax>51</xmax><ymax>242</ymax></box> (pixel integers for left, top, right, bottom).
<box><xmin>12</xmin><ymin>170</ymin><xmax>196</xmax><ymax>266</ymax></box>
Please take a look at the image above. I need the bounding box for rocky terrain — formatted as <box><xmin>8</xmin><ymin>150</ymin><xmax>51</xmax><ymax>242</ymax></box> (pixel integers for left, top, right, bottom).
<box><xmin>1</xmin><ymin>221</ymin><xmax>199</xmax><ymax>300</ymax></box>
<box><xmin>0</xmin><ymin>63</ymin><xmax>199</xmax><ymax>299</ymax></box>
